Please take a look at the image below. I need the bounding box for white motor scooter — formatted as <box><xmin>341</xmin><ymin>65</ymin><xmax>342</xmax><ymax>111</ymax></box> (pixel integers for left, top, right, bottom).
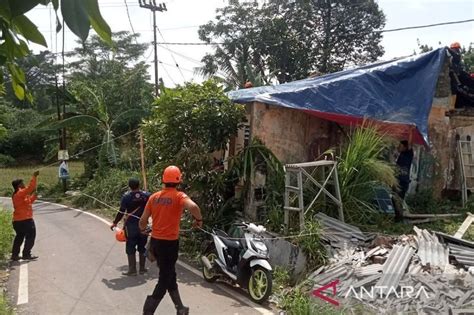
<box><xmin>201</xmin><ymin>222</ymin><xmax>272</xmax><ymax>304</ymax></box>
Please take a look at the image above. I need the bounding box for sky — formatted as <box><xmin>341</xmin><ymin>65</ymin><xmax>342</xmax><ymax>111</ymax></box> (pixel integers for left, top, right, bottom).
<box><xmin>27</xmin><ymin>0</ymin><xmax>474</xmax><ymax>87</ymax></box>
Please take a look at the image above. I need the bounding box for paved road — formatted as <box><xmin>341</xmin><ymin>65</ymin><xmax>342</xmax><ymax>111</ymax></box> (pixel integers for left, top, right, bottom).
<box><xmin>0</xmin><ymin>198</ymin><xmax>273</xmax><ymax>315</ymax></box>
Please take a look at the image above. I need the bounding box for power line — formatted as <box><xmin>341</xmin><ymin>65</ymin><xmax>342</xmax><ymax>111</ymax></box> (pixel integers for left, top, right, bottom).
<box><xmin>123</xmin><ymin>0</ymin><xmax>137</xmax><ymax>35</ymax></box>
<box><xmin>159</xmin><ymin>61</ymin><xmax>178</xmax><ymax>86</ymax></box>
<box><xmin>156</xmin><ymin>26</ymin><xmax>187</xmax><ymax>81</ymax></box>
<box><xmin>155</xmin><ymin>18</ymin><xmax>474</xmax><ymax>46</ymax></box>
<box><xmin>157</xmin><ymin>44</ymin><xmax>202</xmax><ymax>64</ymax></box>
<box><xmin>380</xmin><ymin>18</ymin><xmax>474</xmax><ymax>33</ymax></box>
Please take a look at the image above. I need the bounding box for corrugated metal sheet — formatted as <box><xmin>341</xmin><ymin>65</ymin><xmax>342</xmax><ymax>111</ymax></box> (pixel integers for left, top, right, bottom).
<box><xmin>354</xmin><ymin>264</ymin><xmax>383</xmax><ymax>277</ymax></box>
<box><xmin>375</xmin><ymin>245</ymin><xmax>415</xmax><ymax>296</ymax></box>
<box><xmin>415</xmin><ymin>228</ymin><xmax>449</xmax><ymax>268</ymax></box>
<box><xmin>435</xmin><ymin>231</ymin><xmax>474</xmax><ymax>248</ymax></box>
<box><xmin>310</xmin><ymin>264</ymin><xmax>348</xmax><ymax>286</ymax></box>
<box><xmin>315</xmin><ymin>212</ymin><xmax>369</xmax><ymax>241</ymax></box>
<box><xmin>448</xmin><ymin>243</ymin><xmax>474</xmax><ymax>267</ymax></box>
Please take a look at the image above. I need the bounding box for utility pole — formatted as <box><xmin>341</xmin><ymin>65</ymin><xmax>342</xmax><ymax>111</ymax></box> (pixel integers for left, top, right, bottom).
<box><xmin>139</xmin><ymin>0</ymin><xmax>167</xmax><ymax>97</ymax></box>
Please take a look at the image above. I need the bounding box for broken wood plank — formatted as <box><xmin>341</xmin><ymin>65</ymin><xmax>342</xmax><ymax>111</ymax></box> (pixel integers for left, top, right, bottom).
<box><xmin>404</xmin><ymin>213</ymin><xmax>463</xmax><ymax>219</ymax></box>
<box><xmin>454</xmin><ymin>212</ymin><xmax>474</xmax><ymax>239</ymax></box>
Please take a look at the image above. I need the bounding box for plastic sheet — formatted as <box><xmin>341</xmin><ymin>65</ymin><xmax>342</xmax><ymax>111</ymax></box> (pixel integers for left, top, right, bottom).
<box><xmin>229</xmin><ymin>48</ymin><xmax>447</xmax><ymax>145</ymax></box>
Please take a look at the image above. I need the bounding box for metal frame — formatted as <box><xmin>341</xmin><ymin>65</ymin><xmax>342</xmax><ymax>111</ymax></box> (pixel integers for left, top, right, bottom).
<box><xmin>284</xmin><ymin>160</ymin><xmax>343</xmax><ymax>232</ymax></box>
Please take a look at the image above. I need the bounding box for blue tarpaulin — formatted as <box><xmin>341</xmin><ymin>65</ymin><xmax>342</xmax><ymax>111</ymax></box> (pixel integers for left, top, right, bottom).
<box><xmin>228</xmin><ymin>48</ymin><xmax>447</xmax><ymax>145</ymax></box>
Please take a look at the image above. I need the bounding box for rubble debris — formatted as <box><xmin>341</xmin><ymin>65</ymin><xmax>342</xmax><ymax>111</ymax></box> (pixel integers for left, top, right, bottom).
<box><xmin>309</xmin><ymin>215</ymin><xmax>474</xmax><ymax>314</ymax></box>
<box><xmin>448</xmin><ymin>243</ymin><xmax>474</xmax><ymax>267</ymax></box>
<box><xmin>375</xmin><ymin>245</ymin><xmax>415</xmax><ymax>296</ymax></box>
<box><xmin>414</xmin><ymin>227</ymin><xmax>449</xmax><ymax>268</ymax></box>
<box><xmin>315</xmin><ymin>212</ymin><xmax>371</xmax><ymax>242</ymax></box>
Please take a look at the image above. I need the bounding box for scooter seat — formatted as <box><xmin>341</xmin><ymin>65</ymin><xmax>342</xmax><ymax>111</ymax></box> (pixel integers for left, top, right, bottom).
<box><xmin>215</xmin><ymin>229</ymin><xmax>242</xmax><ymax>249</ymax></box>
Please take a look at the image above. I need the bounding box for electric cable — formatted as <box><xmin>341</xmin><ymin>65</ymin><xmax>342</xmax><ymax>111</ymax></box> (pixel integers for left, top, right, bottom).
<box><xmin>156</xmin><ymin>26</ymin><xmax>187</xmax><ymax>81</ymax></box>
<box><xmin>36</xmin><ymin>128</ymin><xmax>140</xmax><ymax>171</ymax></box>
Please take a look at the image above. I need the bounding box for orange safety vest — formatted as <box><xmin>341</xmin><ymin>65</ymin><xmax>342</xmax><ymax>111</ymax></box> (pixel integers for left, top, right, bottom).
<box><xmin>145</xmin><ymin>187</ymin><xmax>189</xmax><ymax>240</ymax></box>
<box><xmin>12</xmin><ymin>177</ymin><xmax>37</xmax><ymax>221</ymax></box>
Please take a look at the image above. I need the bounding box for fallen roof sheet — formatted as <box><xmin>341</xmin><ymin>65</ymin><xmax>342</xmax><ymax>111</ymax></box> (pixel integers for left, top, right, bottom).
<box><xmin>375</xmin><ymin>244</ymin><xmax>415</xmax><ymax>296</ymax></box>
<box><xmin>315</xmin><ymin>212</ymin><xmax>369</xmax><ymax>241</ymax></box>
<box><xmin>415</xmin><ymin>228</ymin><xmax>449</xmax><ymax>268</ymax></box>
<box><xmin>448</xmin><ymin>243</ymin><xmax>474</xmax><ymax>267</ymax></box>
<box><xmin>435</xmin><ymin>231</ymin><xmax>474</xmax><ymax>248</ymax></box>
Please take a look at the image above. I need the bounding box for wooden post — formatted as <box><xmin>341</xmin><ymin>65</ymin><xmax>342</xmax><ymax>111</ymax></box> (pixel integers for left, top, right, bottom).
<box><xmin>297</xmin><ymin>169</ymin><xmax>305</xmax><ymax>230</ymax></box>
<box><xmin>333</xmin><ymin>163</ymin><xmax>344</xmax><ymax>222</ymax></box>
<box><xmin>284</xmin><ymin>171</ymin><xmax>290</xmax><ymax>233</ymax></box>
<box><xmin>139</xmin><ymin>130</ymin><xmax>148</xmax><ymax>191</ymax></box>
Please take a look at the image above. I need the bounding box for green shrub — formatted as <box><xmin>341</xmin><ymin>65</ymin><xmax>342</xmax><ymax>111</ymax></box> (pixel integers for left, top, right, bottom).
<box><xmin>336</xmin><ymin>126</ymin><xmax>397</xmax><ymax>224</ymax></box>
<box><xmin>0</xmin><ymin>153</ymin><xmax>15</xmax><ymax>167</ymax></box>
<box><xmin>296</xmin><ymin>220</ymin><xmax>327</xmax><ymax>267</ymax></box>
<box><xmin>0</xmin><ymin>293</ymin><xmax>13</xmax><ymax>315</ymax></box>
<box><xmin>0</xmin><ymin>208</ymin><xmax>14</xmax><ymax>260</ymax></box>
<box><xmin>73</xmin><ymin>169</ymin><xmax>140</xmax><ymax>210</ymax></box>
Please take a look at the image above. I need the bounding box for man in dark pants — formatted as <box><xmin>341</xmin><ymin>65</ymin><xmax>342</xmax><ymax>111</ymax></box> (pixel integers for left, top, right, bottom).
<box><xmin>139</xmin><ymin>166</ymin><xmax>203</xmax><ymax>315</ymax></box>
<box><xmin>111</xmin><ymin>178</ymin><xmax>150</xmax><ymax>276</ymax></box>
<box><xmin>394</xmin><ymin>140</ymin><xmax>414</xmax><ymax>221</ymax></box>
<box><xmin>11</xmin><ymin>171</ymin><xmax>40</xmax><ymax>261</ymax></box>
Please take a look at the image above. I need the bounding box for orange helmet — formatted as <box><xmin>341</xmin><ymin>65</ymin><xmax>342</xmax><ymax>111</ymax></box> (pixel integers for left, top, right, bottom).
<box><xmin>115</xmin><ymin>228</ymin><xmax>126</xmax><ymax>242</ymax></box>
<box><xmin>162</xmin><ymin>165</ymin><xmax>182</xmax><ymax>184</ymax></box>
<box><xmin>450</xmin><ymin>42</ymin><xmax>461</xmax><ymax>49</ymax></box>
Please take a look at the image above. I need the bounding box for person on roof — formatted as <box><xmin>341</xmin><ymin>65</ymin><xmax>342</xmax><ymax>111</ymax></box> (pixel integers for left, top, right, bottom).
<box><xmin>111</xmin><ymin>178</ymin><xmax>150</xmax><ymax>276</ymax></box>
<box><xmin>139</xmin><ymin>166</ymin><xmax>203</xmax><ymax>315</ymax></box>
<box><xmin>11</xmin><ymin>171</ymin><xmax>40</xmax><ymax>261</ymax></box>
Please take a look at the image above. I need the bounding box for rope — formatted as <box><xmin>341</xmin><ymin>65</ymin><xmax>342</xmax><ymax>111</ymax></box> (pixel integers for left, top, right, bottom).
<box><xmin>65</xmin><ymin>191</ymin><xmax>419</xmax><ymax>241</ymax></box>
<box><xmin>36</xmin><ymin>128</ymin><xmax>139</xmax><ymax>171</ymax></box>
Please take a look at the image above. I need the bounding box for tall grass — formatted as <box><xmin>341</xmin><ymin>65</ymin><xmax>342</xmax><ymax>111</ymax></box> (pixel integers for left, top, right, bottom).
<box><xmin>0</xmin><ymin>209</ymin><xmax>14</xmax><ymax>314</ymax></box>
<box><xmin>336</xmin><ymin>126</ymin><xmax>397</xmax><ymax>223</ymax></box>
<box><xmin>0</xmin><ymin>208</ymin><xmax>13</xmax><ymax>260</ymax></box>
<box><xmin>0</xmin><ymin>161</ymin><xmax>84</xmax><ymax>196</ymax></box>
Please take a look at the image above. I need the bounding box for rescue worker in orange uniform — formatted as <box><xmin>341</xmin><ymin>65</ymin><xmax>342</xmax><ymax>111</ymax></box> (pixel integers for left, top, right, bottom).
<box><xmin>11</xmin><ymin>171</ymin><xmax>40</xmax><ymax>261</ymax></box>
<box><xmin>139</xmin><ymin>166</ymin><xmax>203</xmax><ymax>315</ymax></box>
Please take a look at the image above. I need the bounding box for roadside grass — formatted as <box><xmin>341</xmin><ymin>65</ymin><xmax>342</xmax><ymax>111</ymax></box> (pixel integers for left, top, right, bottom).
<box><xmin>0</xmin><ymin>161</ymin><xmax>84</xmax><ymax>197</ymax></box>
<box><xmin>0</xmin><ymin>208</ymin><xmax>14</xmax><ymax>261</ymax></box>
<box><xmin>0</xmin><ymin>294</ymin><xmax>13</xmax><ymax>315</ymax></box>
<box><xmin>0</xmin><ymin>208</ymin><xmax>14</xmax><ymax>315</ymax></box>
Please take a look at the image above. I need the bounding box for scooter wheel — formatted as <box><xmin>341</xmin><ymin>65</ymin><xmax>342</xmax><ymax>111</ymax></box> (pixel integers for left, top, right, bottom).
<box><xmin>248</xmin><ymin>266</ymin><xmax>272</xmax><ymax>304</ymax></box>
<box><xmin>202</xmin><ymin>250</ymin><xmax>219</xmax><ymax>283</ymax></box>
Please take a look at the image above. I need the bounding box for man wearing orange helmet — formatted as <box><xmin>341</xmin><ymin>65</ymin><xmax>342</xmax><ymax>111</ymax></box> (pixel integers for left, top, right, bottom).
<box><xmin>139</xmin><ymin>166</ymin><xmax>202</xmax><ymax>315</ymax></box>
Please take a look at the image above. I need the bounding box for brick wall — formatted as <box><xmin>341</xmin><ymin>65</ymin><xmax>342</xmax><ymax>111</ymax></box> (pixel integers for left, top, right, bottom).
<box><xmin>249</xmin><ymin>102</ymin><xmax>342</xmax><ymax>164</ymax></box>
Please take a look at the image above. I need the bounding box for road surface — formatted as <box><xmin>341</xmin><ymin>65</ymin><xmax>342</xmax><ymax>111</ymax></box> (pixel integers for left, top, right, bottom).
<box><xmin>0</xmin><ymin>197</ymin><xmax>274</xmax><ymax>315</ymax></box>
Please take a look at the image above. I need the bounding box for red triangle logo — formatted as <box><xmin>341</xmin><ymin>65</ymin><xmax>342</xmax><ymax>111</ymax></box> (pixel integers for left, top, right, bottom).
<box><xmin>312</xmin><ymin>279</ymin><xmax>340</xmax><ymax>306</ymax></box>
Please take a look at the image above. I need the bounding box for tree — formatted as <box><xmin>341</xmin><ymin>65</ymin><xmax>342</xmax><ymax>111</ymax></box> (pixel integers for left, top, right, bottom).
<box><xmin>40</xmin><ymin>32</ymin><xmax>153</xmax><ymax>176</ymax></box>
<box><xmin>143</xmin><ymin>80</ymin><xmax>245</xmax><ymax>164</ymax></box>
<box><xmin>3</xmin><ymin>51</ymin><xmax>60</xmax><ymax>111</ymax></box>
<box><xmin>198</xmin><ymin>2</ymin><xmax>269</xmax><ymax>89</ymax></box>
<box><xmin>198</xmin><ymin>0</ymin><xmax>385</xmax><ymax>88</ymax></box>
<box><xmin>462</xmin><ymin>44</ymin><xmax>474</xmax><ymax>72</ymax></box>
<box><xmin>142</xmin><ymin>80</ymin><xmax>246</xmax><ymax>224</ymax></box>
<box><xmin>0</xmin><ymin>0</ymin><xmax>112</xmax><ymax>101</ymax></box>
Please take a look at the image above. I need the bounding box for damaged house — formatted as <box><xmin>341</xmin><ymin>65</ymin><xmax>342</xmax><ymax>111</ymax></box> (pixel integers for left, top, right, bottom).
<box><xmin>228</xmin><ymin>47</ymin><xmax>474</xmax><ymax>214</ymax></box>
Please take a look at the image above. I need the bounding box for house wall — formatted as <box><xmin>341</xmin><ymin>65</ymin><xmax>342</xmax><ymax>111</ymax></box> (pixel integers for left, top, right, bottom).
<box><xmin>423</xmin><ymin>60</ymin><xmax>474</xmax><ymax>198</ymax></box>
<box><xmin>249</xmin><ymin>102</ymin><xmax>343</xmax><ymax>164</ymax></box>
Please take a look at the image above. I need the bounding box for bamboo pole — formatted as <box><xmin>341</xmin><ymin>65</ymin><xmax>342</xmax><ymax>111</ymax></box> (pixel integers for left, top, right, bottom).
<box><xmin>139</xmin><ymin>130</ymin><xmax>148</xmax><ymax>191</ymax></box>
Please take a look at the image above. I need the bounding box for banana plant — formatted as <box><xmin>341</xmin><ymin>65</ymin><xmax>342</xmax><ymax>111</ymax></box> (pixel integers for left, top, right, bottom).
<box><xmin>38</xmin><ymin>86</ymin><xmax>148</xmax><ymax>169</ymax></box>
